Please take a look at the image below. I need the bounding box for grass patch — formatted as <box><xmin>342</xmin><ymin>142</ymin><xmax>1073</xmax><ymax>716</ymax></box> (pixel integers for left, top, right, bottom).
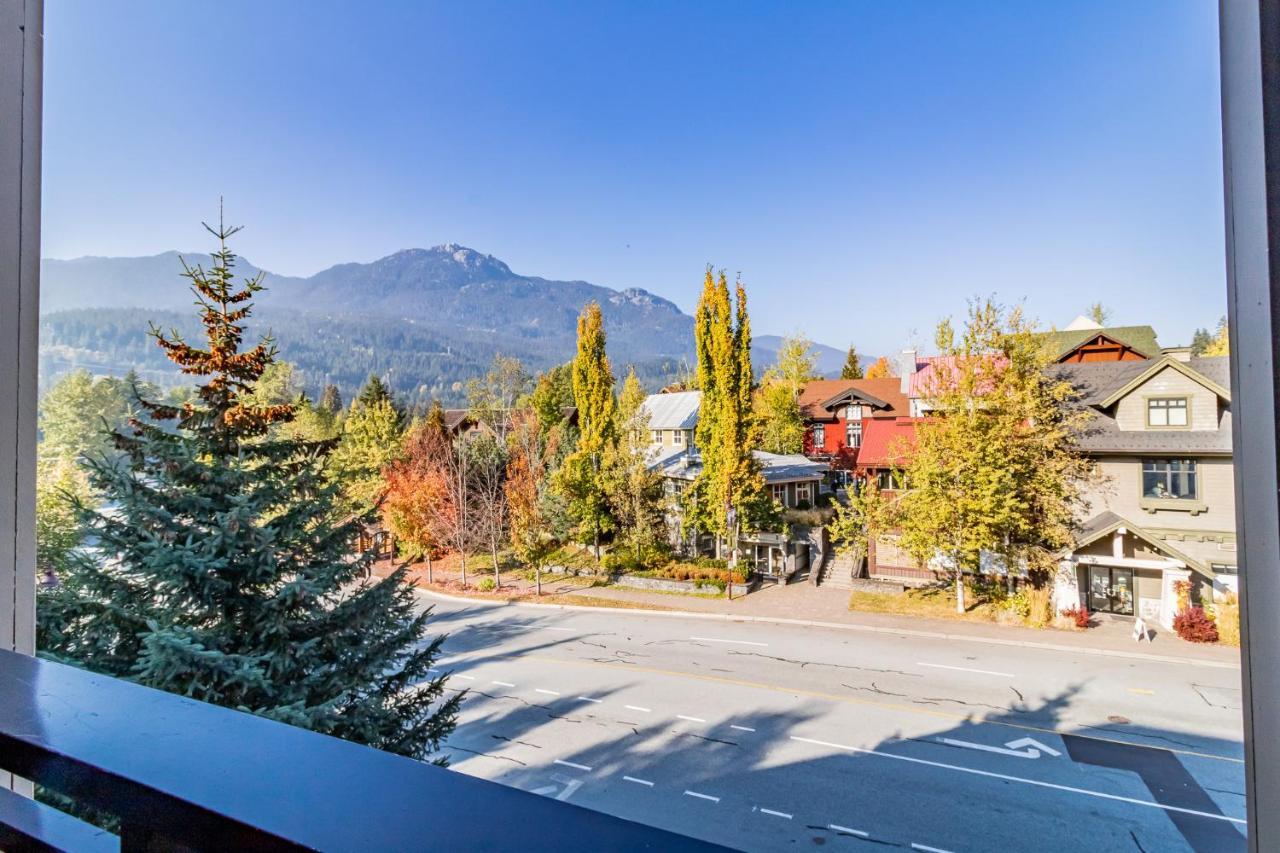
<box><xmin>849</xmin><ymin>583</ymin><xmax>1003</xmax><ymax>622</ymax></box>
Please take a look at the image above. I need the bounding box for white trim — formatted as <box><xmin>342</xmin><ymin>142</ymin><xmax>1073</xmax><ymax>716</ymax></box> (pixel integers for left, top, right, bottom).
<box><xmin>1073</xmin><ymin>555</ymin><xmax>1186</xmax><ymax>571</ymax></box>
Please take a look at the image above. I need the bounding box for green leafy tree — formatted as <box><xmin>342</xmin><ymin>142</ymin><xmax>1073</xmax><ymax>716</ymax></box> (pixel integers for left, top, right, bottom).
<box><xmin>605</xmin><ymin>369</ymin><xmax>665</xmax><ymax>560</ymax></box>
<box><xmin>756</xmin><ymin>333</ymin><xmax>815</xmax><ymax>455</ymax></box>
<box><xmin>882</xmin><ymin>298</ymin><xmax>1093</xmax><ymax>613</ymax></box>
<box><xmin>38</xmin><ymin>369</ymin><xmax>154</xmax><ymax>466</ymax></box>
<box><xmin>506</xmin><ymin>412</ymin><xmax>567</xmax><ymax>594</ymax></box>
<box><xmin>555</xmin><ymin>302</ymin><xmax>618</xmax><ymax>561</ymax></box>
<box><xmin>840</xmin><ymin>345</ymin><xmax>864</xmax><ymax>380</ymax></box>
<box><xmin>319</xmin><ymin>383</ymin><xmax>343</xmax><ymax>415</ymax></box>
<box><xmin>529</xmin><ymin>362</ymin><xmax>575</xmax><ymax>435</ymax></box>
<box><xmin>37</xmin><ymin>218</ymin><xmax>460</xmax><ymax>759</ymax></box>
<box><xmin>688</xmin><ymin>270</ymin><xmax>771</xmax><ymax>552</ymax></box>
<box><xmin>330</xmin><ymin>380</ymin><xmax>406</xmax><ymax>513</ymax></box>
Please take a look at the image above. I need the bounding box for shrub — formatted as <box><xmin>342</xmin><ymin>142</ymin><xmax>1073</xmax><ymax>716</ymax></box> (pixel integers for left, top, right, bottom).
<box><xmin>1215</xmin><ymin>592</ymin><xmax>1241</xmax><ymax>647</ymax></box>
<box><xmin>1060</xmin><ymin>605</ymin><xmax>1090</xmax><ymax>629</ymax></box>
<box><xmin>816</xmin><ymin>492</ymin><xmax>833</xmax><ymax>508</ymax></box>
<box><xmin>476</xmin><ymin>577</ymin><xmax>496</xmax><ymax>592</ymax></box>
<box><xmin>1173</xmin><ymin>606</ymin><xmax>1219</xmax><ymax>643</ymax></box>
<box><xmin>795</xmin><ymin>500</ymin><xmax>812</xmax><ymax>511</ymax></box>
<box><xmin>1024</xmin><ymin>586</ymin><xmax>1052</xmax><ymax>628</ymax></box>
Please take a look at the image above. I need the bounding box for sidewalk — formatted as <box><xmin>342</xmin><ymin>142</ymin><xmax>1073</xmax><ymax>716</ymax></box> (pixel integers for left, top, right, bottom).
<box><xmin>376</xmin><ymin>561</ymin><xmax>1241</xmax><ymax>669</ymax></box>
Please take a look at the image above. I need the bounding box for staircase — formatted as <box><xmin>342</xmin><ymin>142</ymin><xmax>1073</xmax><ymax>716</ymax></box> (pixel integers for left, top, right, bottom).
<box><xmin>815</xmin><ymin>547</ymin><xmax>862</xmax><ymax>590</ymax></box>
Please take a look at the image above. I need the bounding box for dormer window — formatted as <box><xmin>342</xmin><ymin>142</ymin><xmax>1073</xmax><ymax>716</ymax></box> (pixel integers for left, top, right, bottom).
<box><xmin>1147</xmin><ymin>397</ymin><xmax>1189</xmax><ymax>428</ymax></box>
<box><xmin>652</xmin><ymin>429</ymin><xmax>662</xmax><ymax>443</ymax></box>
<box><xmin>673</xmin><ymin>430</ymin><xmax>683</xmax><ymax>445</ymax></box>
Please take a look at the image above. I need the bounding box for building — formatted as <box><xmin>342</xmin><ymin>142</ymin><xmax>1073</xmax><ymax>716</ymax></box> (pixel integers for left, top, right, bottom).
<box><xmin>1037</xmin><ymin>315</ymin><xmax>1162</xmax><ymax>363</ymax></box>
<box><xmin>641</xmin><ymin>391</ymin><xmax>827</xmax><ymax>578</ymax></box>
<box><xmin>852</xmin><ymin>416</ymin><xmax>934</xmax><ymax>583</ymax></box>
<box><xmin>797</xmin><ymin>378</ymin><xmax>910</xmax><ymax>469</ymax></box>
<box><xmin>1051</xmin><ymin>355</ymin><xmax>1236</xmax><ymax>628</ymax></box>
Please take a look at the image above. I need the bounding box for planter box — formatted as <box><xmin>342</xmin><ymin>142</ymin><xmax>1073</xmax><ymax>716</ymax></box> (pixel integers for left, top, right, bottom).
<box><xmin>613</xmin><ymin>574</ymin><xmax>755</xmax><ymax>597</ymax></box>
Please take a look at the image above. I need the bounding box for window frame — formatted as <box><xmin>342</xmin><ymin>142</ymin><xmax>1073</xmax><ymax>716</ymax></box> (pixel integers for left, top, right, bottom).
<box><xmin>811</xmin><ymin>423</ymin><xmax>825</xmax><ymax>448</ymax></box>
<box><xmin>847</xmin><ymin>419</ymin><xmax>863</xmax><ymax>448</ymax></box>
<box><xmin>1146</xmin><ymin>395</ymin><xmax>1191</xmax><ymax>429</ymax></box>
<box><xmin>1141</xmin><ymin>458</ymin><xmax>1199</xmax><ymax>502</ymax></box>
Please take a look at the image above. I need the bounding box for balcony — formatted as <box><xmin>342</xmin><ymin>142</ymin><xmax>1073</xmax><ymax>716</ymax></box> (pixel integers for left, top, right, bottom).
<box><xmin>0</xmin><ymin>648</ymin><xmax>725</xmax><ymax>852</ymax></box>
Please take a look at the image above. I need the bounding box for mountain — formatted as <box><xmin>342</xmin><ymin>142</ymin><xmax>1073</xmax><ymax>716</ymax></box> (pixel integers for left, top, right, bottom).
<box><xmin>39</xmin><ymin>245</ymin><xmax>847</xmax><ymax>405</ymax></box>
<box><xmin>752</xmin><ymin>335</ymin><xmax>865</xmax><ymax>379</ymax></box>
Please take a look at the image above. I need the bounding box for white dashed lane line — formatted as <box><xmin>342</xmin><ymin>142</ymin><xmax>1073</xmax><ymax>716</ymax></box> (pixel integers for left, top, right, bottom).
<box><xmin>684</xmin><ymin>790</ymin><xmax>720</xmax><ymax>802</ymax></box>
<box><xmin>543</xmin><ymin>627</ymin><xmax>575</xmax><ymax>633</ymax></box>
<box><xmin>730</xmin><ymin>725</ymin><xmax>756</xmax><ymax>732</ymax></box>
<box><xmin>491</xmin><ymin>680</ymin><xmax>516</xmax><ymax>688</ymax></box>
<box><xmin>625</xmin><ymin>705</ymin><xmax>652</xmax><ymax>713</ymax></box>
<box><xmin>830</xmin><ymin>825</ymin><xmax>869</xmax><ymax>838</ymax></box>
<box><xmin>677</xmin><ymin>715</ymin><xmax>707</xmax><ymax>723</ymax></box>
<box><xmin>623</xmin><ymin>776</ymin><xmax>655</xmax><ymax>787</ymax></box>
<box><xmin>535</xmin><ymin>688</ymin><xmax>561</xmax><ymax>696</ymax></box>
<box><xmin>576</xmin><ymin>696</ymin><xmax>603</xmax><ymax>703</ymax></box>
<box><xmin>911</xmin><ymin>845</ymin><xmax>955</xmax><ymax>853</ymax></box>
<box><xmin>689</xmin><ymin>636</ymin><xmax>769</xmax><ymax>647</ymax></box>
<box><xmin>758</xmin><ymin>808</ymin><xmax>792</xmax><ymax>819</ymax></box>
<box><xmin>453</xmin><ymin>674</ymin><xmax>475</xmax><ymax>680</ymax></box>
<box><xmin>554</xmin><ymin>759</ymin><xmax>593</xmax><ymax>772</ymax></box>
<box><xmin>917</xmin><ymin>662</ymin><xmax>1014</xmax><ymax>678</ymax></box>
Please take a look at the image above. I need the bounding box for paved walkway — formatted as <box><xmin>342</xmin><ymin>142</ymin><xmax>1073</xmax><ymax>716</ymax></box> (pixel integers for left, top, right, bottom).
<box><xmin>375</xmin><ymin>561</ymin><xmax>1241</xmax><ymax>667</ymax></box>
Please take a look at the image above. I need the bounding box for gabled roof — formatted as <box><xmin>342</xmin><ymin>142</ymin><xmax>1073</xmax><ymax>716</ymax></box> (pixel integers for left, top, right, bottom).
<box><xmin>641</xmin><ymin>390</ymin><xmax>700</xmax><ymax>430</ymax></box>
<box><xmin>648</xmin><ymin>447</ymin><xmax>825</xmax><ymax>484</ymax></box>
<box><xmin>1038</xmin><ymin>325</ymin><xmax>1161</xmax><ymax>361</ymax></box>
<box><xmin>855</xmin><ymin>416</ymin><xmax>923</xmax><ymax>469</ymax></box>
<box><xmin>1095</xmin><ymin>356</ymin><xmax>1231</xmax><ymax>408</ymax></box>
<box><xmin>1069</xmin><ymin>511</ymin><xmax>1214</xmax><ymax>578</ymax></box>
<box><xmin>798</xmin><ymin>378</ymin><xmax>908</xmax><ymax>421</ymax></box>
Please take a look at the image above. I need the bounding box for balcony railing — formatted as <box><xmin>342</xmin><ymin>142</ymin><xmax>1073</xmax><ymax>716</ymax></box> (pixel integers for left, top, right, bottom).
<box><xmin>0</xmin><ymin>649</ymin><xmax>726</xmax><ymax>852</ymax></box>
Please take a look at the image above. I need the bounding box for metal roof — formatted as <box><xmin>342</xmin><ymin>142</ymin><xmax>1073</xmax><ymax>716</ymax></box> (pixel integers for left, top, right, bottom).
<box><xmin>640</xmin><ymin>391</ymin><xmax>701</xmax><ymax>430</ymax></box>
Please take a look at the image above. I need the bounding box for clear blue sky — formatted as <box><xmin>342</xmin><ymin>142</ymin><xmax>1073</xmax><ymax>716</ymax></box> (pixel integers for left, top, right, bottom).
<box><xmin>42</xmin><ymin>0</ymin><xmax>1225</xmax><ymax>353</ymax></box>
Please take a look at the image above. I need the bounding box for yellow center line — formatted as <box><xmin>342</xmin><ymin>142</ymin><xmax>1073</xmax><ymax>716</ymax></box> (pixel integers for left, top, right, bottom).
<box><xmin>523</xmin><ymin>654</ymin><xmax>1242</xmax><ymax>765</ymax></box>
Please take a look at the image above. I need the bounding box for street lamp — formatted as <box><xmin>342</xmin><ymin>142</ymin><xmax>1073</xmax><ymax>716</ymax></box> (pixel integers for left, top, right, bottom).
<box><xmin>726</xmin><ymin>504</ymin><xmax>738</xmax><ymax>601</ymax></box>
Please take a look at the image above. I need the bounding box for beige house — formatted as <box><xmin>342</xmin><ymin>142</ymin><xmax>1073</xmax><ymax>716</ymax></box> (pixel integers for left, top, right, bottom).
<box><xmin>1052</xmin><ymin>356</ymin><xmax>1236</xmax><ymax>628</ymax></box>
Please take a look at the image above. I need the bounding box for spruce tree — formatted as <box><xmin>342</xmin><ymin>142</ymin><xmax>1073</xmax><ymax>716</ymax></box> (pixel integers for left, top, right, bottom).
<box><xmin>840</xmin><ymin>345</ymin><xmax>863</xmax><ymax>379</ymax></box>
<box><xmin>37</xmin><ymin>218</ymin><xmax>460</xmax><ymax>761</ymax></box>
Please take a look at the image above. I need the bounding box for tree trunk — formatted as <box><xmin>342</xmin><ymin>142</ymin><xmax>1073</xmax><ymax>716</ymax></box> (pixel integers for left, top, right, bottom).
<box><xmin>491</xmin><ymin>542</ymin><xmax>500</xmax><ymax>588</ymax></box>
<box><xmin>536</xmin><ymin>565</ymin><xmax>542</xmax><ymax>596</ymax></box>
<box><xmin>955</xmin><ymin>574</ymin><xmax>966</xmax><ymax>613</ymax></box>
<box><xmin>426</xmin><ymin>554</ymin><xmax>433</xmax><ymax>584</ymax></box>
<box><xmin>594</xmin><ymin>521</ymin><xmax>600</xmax><ymax>564</ymax></box>
<box><xmin>460</xmin><ymin>552</ymin><xmax>467</xmax><ymax>588</ymax></box>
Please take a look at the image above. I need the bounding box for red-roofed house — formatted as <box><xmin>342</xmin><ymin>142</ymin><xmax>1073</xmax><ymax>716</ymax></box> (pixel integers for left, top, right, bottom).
<box><xmin>798</xmin><ymin>378</ymin><xmax>909</xmax><ymax>469</ymax></box>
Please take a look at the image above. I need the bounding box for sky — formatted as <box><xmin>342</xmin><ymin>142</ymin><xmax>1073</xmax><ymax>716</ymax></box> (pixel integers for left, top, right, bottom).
<box><xmin>41</xmin><ymin>1</ymin><xmax>1226</xmax><ymax>354</ymax></box>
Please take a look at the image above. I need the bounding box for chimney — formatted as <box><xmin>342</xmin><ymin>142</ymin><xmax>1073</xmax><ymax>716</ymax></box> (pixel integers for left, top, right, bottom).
<box><xmin>898</xmin><ymin>348</ymin><xmax>918</xmax><ymax>395</ymax></box>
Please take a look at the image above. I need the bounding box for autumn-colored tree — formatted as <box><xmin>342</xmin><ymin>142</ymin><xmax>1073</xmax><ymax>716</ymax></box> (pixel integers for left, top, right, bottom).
<box><xmin>506</xmin><ymin>411</ymin><xmax>566</xmax><ymax>594</ymax></box>
<box><xmin>881</xmin><ymin>298</ymin><xmax>1093</xmax><ymax>613</ymax></box>
<box><xmin>555</xmin><ymin>302</ymin><xmax>618</xmax><ymax>561</ymax></box>
<box><xmin>466</xmin><ymin>354</ymin><xmax>530</xmax><ymax>441</ymax></box>
<box><xmin>840</xmin><ymin>345</ymin><xmax>864</xmax><ymax>380</ymax></box>
<box><xmin>689</xmin><ymin>270</ymin><xmax>770</xmax><ymax>554</ymax></box>
<box><xmin>865</xmin><ymin>356</ymin><xmax>895</xmax><ymax>380</ymax></box>
<box><xmin>1202</xmin><ymin>316</ymin><xmax>1230</xmax><ymax>356</ymax></box>
<box><xmin>381</xmin><ymin>402</ymin><xmax>452</xmax><ymax>581</ymax></box>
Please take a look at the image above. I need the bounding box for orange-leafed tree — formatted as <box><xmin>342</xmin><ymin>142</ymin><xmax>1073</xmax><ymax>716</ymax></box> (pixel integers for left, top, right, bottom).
<box><xmin>382</xmin><ymin>402</ymin><xmax>453</xmax><ymax>582</ymax></box>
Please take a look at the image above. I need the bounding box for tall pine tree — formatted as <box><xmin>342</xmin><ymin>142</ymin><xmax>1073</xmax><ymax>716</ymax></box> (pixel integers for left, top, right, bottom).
<box><xmin>840</xmin><ymin>345</ymin><xmax>863</xmax><ymax>379</ymax></box>
<box><xmin>38</xmin><ymin>217</ymin><xmax>460</xmax><ymax>761</ymax></box>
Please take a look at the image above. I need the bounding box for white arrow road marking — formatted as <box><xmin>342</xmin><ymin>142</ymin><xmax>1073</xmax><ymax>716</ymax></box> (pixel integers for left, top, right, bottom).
<box><xmin>938</xmin><ymin>736</ymin><xmax>1062</xmax><ymax>758</ymax></box>
<box><xmin>533</xmin><ymin>773</ymin><xmax>585</xmax><ymax>802</ymax></box>
<box><xmin>531</xmin><ymin>785</ymin><xmax>558</xmax><ymax>796</ymax></box>
<box><xmin>791</xmin><ymin>736</ymin><xmax>1246</xmax><ymax>825</ymax></box>
<box><xmin>1005</xmin><ymin>737</ymin><xmax>1062</xmax><ymax>757</ymax></box>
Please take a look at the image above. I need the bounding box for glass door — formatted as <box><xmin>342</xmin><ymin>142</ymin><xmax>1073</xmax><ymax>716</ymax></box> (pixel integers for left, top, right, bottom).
<box><xmin>1088</xmin><ymin>566</ymin><xmax>1112</xmax><ymax>612</ymax></box>
<box><xmin>1111</xmin><ymin>569</ymin><xmax>1135</xmax><ymax>615</ymax></box>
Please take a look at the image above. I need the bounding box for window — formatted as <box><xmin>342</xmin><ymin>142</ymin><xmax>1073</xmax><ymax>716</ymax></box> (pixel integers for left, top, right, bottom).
<box><xmin>876</xmin><ymin>470</ymin><xmax>902</xmax><ymax>490</ymax></box>
<box><xmin>812</xmin><ymin>423</ymin><xmax>825</xmax><ymax>447</ymax></box>
<box><xmin>770</xmin><ymin>484</ymin><xmax>787</xmax><ymax>506</ymax></box>
<box><xmin>1147</xmin><ymin>397</ymin><xmax>1189</xmax><ymax>427</ymax></box>
<box><xmin>651</xmin><ymin>429</ymin><xmax>662</xmax><ymax>443</ymax></box>
<box><xmin>795</xmin><ymin>482</ymin><xmax>812</xmax><ymax>505</ymax></box>
<box><xmin>845</xmin><ymin>404</ymin><xmax>863</xmax><ymax>421</ymax></box>
<box><xmin>847</xmin><ymin>420</ymin><xmax>862</xmax><ymax>448</ymax></box>
<box><xmin>673</xmin><ymin>430</ymin><xmax>683</xmax><ymax>445</ymax></box>
<box><xmin>1212</xmin><ymin>563</ymin><xmax>1239</xmax><ymax>575</ymax></box>
<box><xmin>1142</xmin><ymin>459</ymin><xmax>1197</xmax><ymax>500</ymax></box>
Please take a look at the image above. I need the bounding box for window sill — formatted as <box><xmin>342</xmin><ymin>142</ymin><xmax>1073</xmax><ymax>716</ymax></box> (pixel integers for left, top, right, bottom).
<box><xmin>1140</xmin><ymin>498</ymin><xmax>1207</xmax><ymax>516</ymax></box>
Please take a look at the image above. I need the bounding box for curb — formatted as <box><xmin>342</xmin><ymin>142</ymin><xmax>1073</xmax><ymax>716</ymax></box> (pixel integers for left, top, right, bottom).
<box><xmin>413</xmin><ymin>587</ymin><xmax>1241</xmax><ymax>671</ymax></box>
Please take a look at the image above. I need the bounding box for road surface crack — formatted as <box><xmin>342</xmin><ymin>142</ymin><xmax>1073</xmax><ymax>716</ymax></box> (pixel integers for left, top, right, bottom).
<box><xmin>1010</xmin><ymin>686</ymin><xmax>1024</xmax><ymax>703</ymax></box>
<box><xmin>1128</xmin><ymin>829</ymin><xmax>1148</xmax><ymax>853</ymax></box>
<box><xmin>490</xmin><ymin>734</ymin><xmax>542</xmax><ymax>749</ymax></box>
<box><xmin>1077</xmin><ymin>724</ymin><xmax>1197</xmax><ymax>749</ymax></box>
<box><xmin>730</xmin><ymin>650</ymin><xmax>920</xmax><ymax>677</ymax></box>
<box><xmin>446</xmin><ymin>746</ymin><xmax>527</xmax><ymax>766</ymax></box>
<box><xmin>842</xmin><ymin>681</ymin><xmax>911</xmax><ymax>698</ymax></box>
<box><xmin>468</xmin><ymin>690</ymin><xmax>553</xmax><ymax>710</ymax></box>
<box><xmin>675</xmin><ymin>731</ymin><xmax>738</xmax><ymax>746</ymax></box>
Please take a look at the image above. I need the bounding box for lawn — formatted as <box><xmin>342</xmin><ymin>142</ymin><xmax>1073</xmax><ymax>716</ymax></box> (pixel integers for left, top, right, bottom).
<box><xmin>848</xmin><ymin>584</ymin><xmax>1005</xmax><ymax>623</ymax></box>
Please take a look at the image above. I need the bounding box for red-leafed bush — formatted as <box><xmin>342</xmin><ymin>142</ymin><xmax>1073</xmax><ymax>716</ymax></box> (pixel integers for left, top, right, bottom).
<box><xmin>1173</xmin><ymin>606</ymin><xmax>1219</xmax><ymax>643</ymax></box>
<box><xmin>1061</xmin><ymin>605</ymin><xmax>1090</xmax><ymax>629</ymax></box>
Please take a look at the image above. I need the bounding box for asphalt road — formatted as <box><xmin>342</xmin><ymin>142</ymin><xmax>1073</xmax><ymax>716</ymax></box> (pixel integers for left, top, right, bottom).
<box><xmin>420</xmin><ymin>591</ymin><xmax>1246</xmax><ymax>853</ymax></box>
